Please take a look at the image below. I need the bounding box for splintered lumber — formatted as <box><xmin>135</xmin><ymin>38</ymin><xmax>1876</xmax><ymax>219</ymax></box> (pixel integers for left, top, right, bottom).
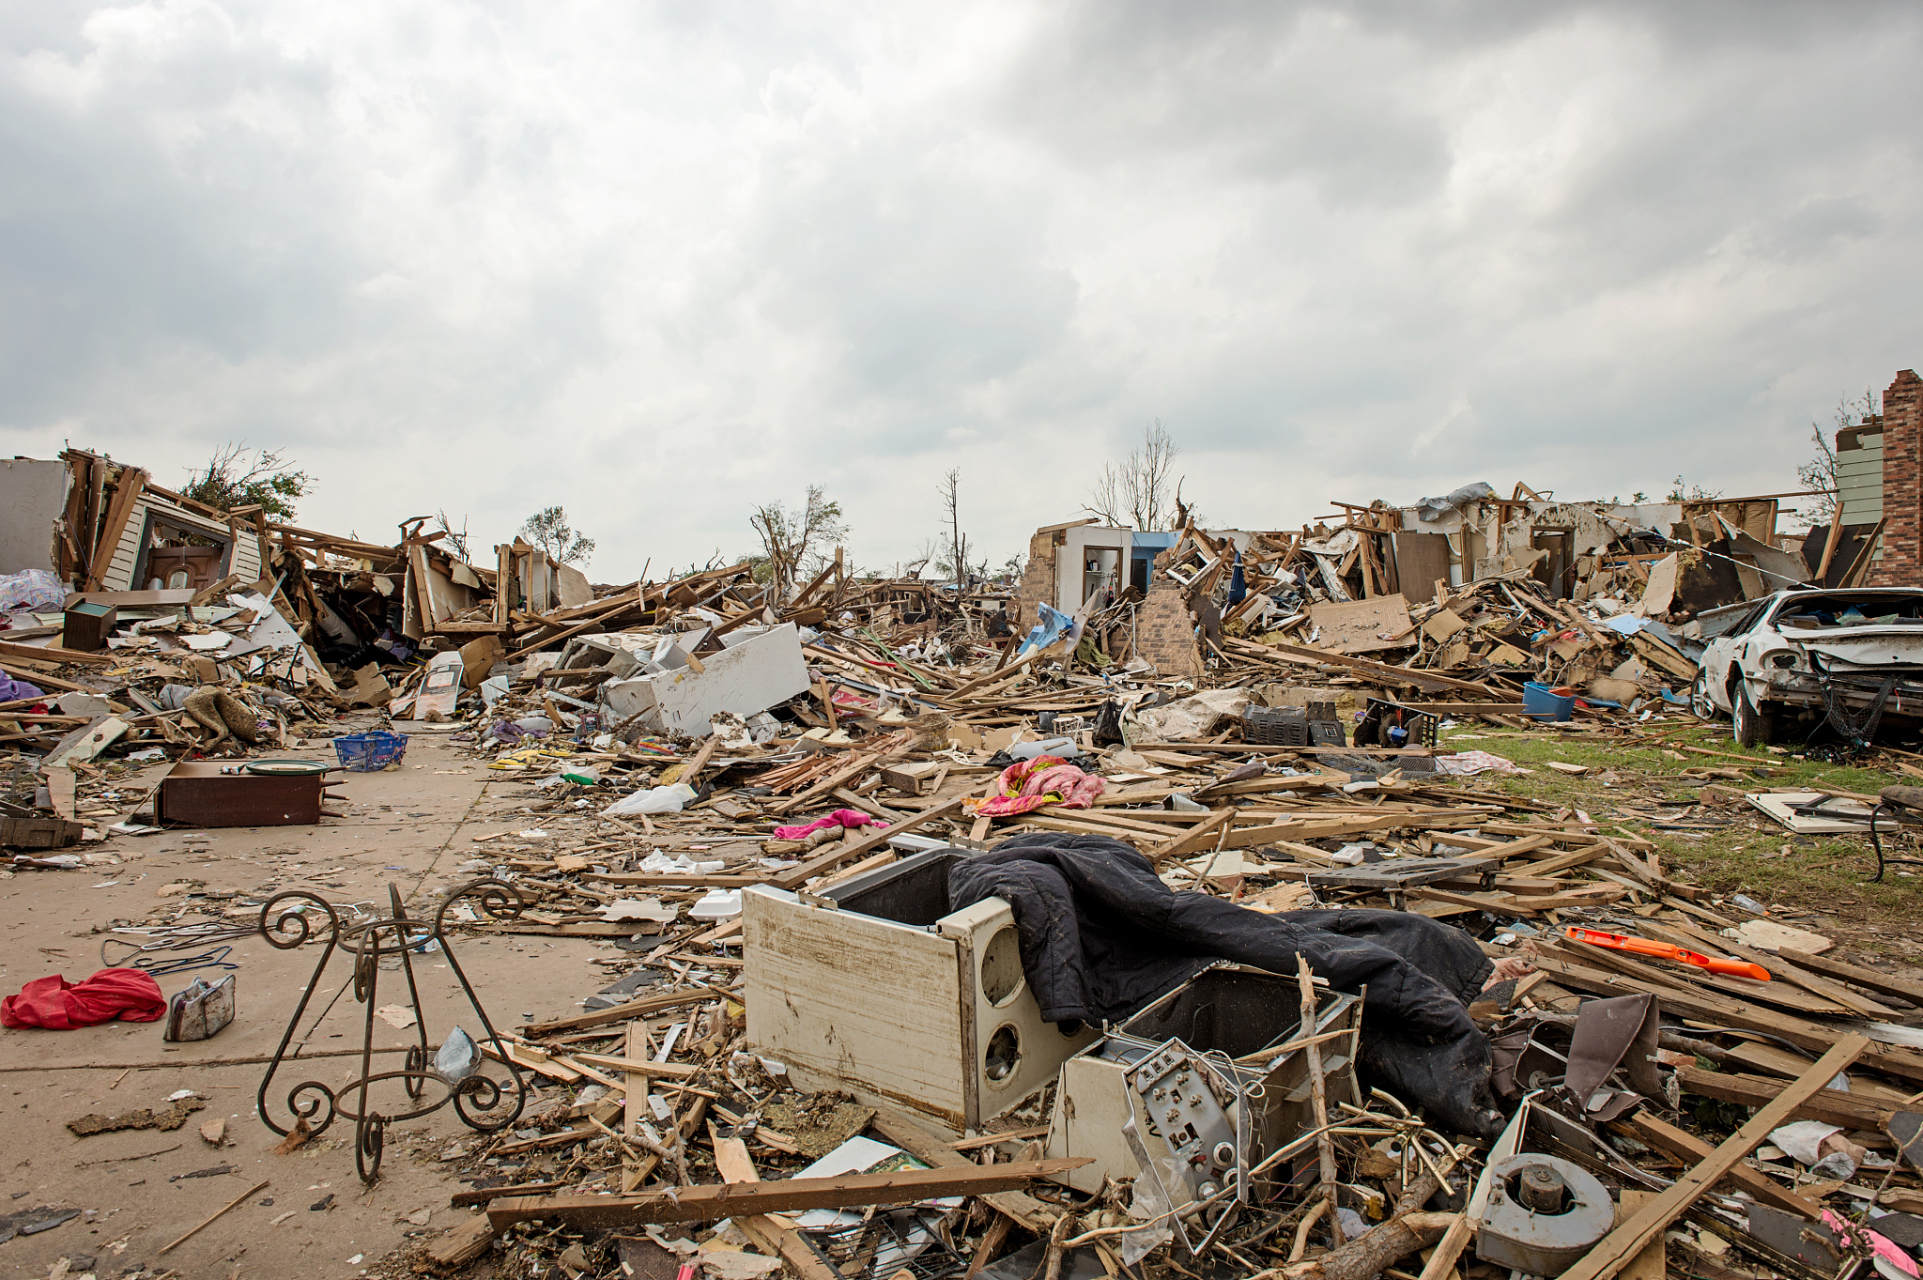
<box><xmin>424</xmin><ymin>1215</ymin><xmax>498</xmax><ymax>1272</ymax></box>
<box><xmin>1147</xmin><ymin>808</ymin><xmax>1235</xmax><ymax>863</ymax></box>
<box><xmin>1673</xmin><ymin>1064</ymin><xmax>1891</xmax><ymax>1131</ymax></box>
<box><xmin>709</xmin><ymin>1124</ymin><xmax>841</xmax><ymax>1280</ymax></box>
<box><xmin>1766</xmin><ymin>948</ymin><xmax>1923</xmax><ymax>1006</ymax></box>
<box><xmin>768</xmin><ymin>733</ymin><xmax>913</xmax><ymax>815</ymax></box>
<box><xmin>485</xmin><ymin>1158</ymin><xmax>1088</xmax><ymax>1229</ymax></box>
<box><xmin>524</xmin><ymin>987</ymin><xmax>723</xmax><ymax>1038</ymax></box>
<box><xmin>0</xmin><ymin>638</ymin><xmax>113</xmax><ymax>666</ymax></box>
<box><xmin>1557</xmin><ymin>1035</ymin><xmax>1869</xmax><ymax>1280</ymax></box>
<box><xmin>770</xmin><ymin>795</ymin><xmax>965</xmax><ymax>890</ymax></box>
<box><xmin>868</xmin><ymin>1108</ymin><xmax>1059</xmax><ymax>1232</ymax></box>
<box><xmin>1615</xmin><ymin>1113</ymin><xmax>1821</xmax><ymax>1220</ymax></box>
<box><xmin>1225</xmin><ymin>635</ymin><xmax>1495</xmax><ymax>695</ymax></box>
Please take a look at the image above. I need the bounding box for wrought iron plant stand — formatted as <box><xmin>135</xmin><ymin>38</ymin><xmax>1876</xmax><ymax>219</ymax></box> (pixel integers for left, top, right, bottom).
<box><xmin>256</xmin><ymin>879</ymin><xmax>528</xmax><ymax>1182</ymax></box>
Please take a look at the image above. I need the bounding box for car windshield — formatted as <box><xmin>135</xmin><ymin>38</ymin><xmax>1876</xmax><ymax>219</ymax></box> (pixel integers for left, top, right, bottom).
<box><xmin>1771</xmin><ymin>593</ymin><xmax>1923</xmax><ymax>629</ymax></box>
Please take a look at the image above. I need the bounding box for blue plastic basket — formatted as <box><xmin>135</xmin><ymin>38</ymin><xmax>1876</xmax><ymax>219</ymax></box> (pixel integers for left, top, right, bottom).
<box><xmin>1523</xmin><ymin>682</ymin><xmax>1576</xmax><ymax>722</ymax></box>
<box><xmin>334</xmin><ymin>730</ymin><xmax>409</xmax><ymax>772</ymax></box>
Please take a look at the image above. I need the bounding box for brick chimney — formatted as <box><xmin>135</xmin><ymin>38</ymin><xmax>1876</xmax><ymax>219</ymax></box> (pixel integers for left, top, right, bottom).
<box><xmin>1869</xmin><ymin>369</ymin><xmax>1923</xmax><ymax>587</ymax></box>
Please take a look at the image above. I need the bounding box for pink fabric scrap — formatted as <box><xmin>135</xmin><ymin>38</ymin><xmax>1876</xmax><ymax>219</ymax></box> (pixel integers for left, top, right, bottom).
<box><xmin>968</xmin><ymin>756</ymin><xmax>1106</xmax><ymax>818</ymax></box>
<box><xmin>1821</xmin><ymin>1210</ymin><xmax>1918</xmax><ymax>1277</ymax></box>
<box><xmin>772</xmin><ymin>808</ymin><xmax>886</xmax><ymax>841</ymax></box>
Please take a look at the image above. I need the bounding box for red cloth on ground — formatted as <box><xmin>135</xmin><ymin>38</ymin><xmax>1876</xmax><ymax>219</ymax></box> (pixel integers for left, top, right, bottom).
<box><xmin>1</xmin><ymin>968</ymin><xmax>167</xmax><ymax>1029</ymax></box>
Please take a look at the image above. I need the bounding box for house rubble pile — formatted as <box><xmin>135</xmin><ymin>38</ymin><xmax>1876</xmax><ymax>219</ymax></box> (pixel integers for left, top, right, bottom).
<box><xmin>5</xmin><ymin>451</ymin><xmax>1923</xmax><ymax>1280</ymax></box>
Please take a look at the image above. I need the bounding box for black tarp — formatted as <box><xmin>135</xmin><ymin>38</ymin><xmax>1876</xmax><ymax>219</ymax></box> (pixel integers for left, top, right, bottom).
<box><xmin>949</xmin><ymin>833</ymin><xmax>1502</xmax><ymax>1137</ymax></box>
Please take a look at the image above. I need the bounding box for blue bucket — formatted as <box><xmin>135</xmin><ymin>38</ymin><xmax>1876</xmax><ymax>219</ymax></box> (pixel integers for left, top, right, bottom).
<box><xmin>1523</xmin><ymin>682</ymin><xmax>1576</xmax><ymax>722</ymax></box>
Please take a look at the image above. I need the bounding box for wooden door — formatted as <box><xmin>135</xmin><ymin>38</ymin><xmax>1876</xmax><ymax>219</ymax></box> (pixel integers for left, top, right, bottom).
<box><xmin>145</xmin><ymin>546</ymin><xmax>224</xmax><ymax>591</ymax></box>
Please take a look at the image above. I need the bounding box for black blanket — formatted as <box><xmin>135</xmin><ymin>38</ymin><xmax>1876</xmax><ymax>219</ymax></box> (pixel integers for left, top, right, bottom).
<box><xmin>948</xmin><ymin>833</ymin><xmax>1502</xmax><ymax>1137</ymax></box>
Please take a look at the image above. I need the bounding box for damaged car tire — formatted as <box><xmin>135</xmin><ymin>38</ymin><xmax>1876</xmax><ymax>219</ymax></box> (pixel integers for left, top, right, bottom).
<box><xmin>1689</xmin><ymin>671</ymin><xmax>1715</xmax><ymax>720</ymax></box>
<box><xmin>1732</xmin><ymin>681</ymin><xmax>1774</xmax><ymax>748</ymax></box>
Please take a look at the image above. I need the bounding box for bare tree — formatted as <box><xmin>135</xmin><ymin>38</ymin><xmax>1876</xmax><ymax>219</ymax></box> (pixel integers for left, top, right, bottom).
<box><xmin>1086</xmin><ymin>421</ymin><xmax>1184</xmax><ymax>530</ymax></box>
<box><xmin>938</xmin><ymin>468</ymin><xmax>971</xmax><ymax>588</ymax></box>
<box><xmin>1800</xmin><ymin>390</ymin><xmax>1877</xmax><ymax>525</ymax></box>
<box><xmin>749</xmin><ymin>485</ymin><xmax>847</xmax><ymax>599</ymax></box>
<box><xmin>433</xmin><ymin>509</ymin><xmax>472</xmax><ymax>562</ymax></box>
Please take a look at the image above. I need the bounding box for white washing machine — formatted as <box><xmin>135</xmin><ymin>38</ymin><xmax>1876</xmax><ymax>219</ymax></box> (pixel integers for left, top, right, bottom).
<box><xmin>743</xmin><ymin>848</ymin><xmax>1099</xmax><ymax>1134</ymax></box>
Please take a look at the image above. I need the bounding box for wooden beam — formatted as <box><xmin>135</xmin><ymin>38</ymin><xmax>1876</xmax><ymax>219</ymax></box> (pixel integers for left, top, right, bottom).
<box><xmin>1557</xmin><ymin>1035</ymin><xmax>1868</xmax><ymax>1280</ymax></box>
<box><xmin>0</xmin><ymin>662</ymin><xmax>93</xmax><ymax>694</ymax></box>
<box><xmin>1615</xmin><ymin>1112</ymin><xmax>1822</xmax><ymax>1221</ymax></box>
<box><xmin>868</xmin><ymin>1108</ymin><xmax>1058</xmax><ymax>1233</ymax></box>
<box><xmin>1225</xmin><ymin>636</ymin><xmax>1495</xmax><ymax>695</ymax></box>
<box><xmin>1674</xmin><ymin>1064</ymin><xmax>1889</xmax><ymax>1131</ymax></box>
<box><xmin>766</xmin><ymin>733</ymin><xmax>915</xmax><ymax>816</ymax></box>
<box><xmin>523</xmin><ymin>987</ymin><xmax>724</xmax><ymax>1038</ymax></box>
<box><xmin>1147</xmin><ymin>808</ymin><xmax>1235</xmax><ymax>863</ymax></box>
<box><xmin>485</xmin><ymin>1158</ymin><xmax>1087</xmax><ymax>1228</ymax></box>
<box><xmin>1765</xmin><ymin>948</ymin><xmax>1923</xmax><ymax>1006</ymax></box>
<box><xmin>0</xmin><ymin>639</ymin><xmax>113</xmax><ymax>667</ymax></box>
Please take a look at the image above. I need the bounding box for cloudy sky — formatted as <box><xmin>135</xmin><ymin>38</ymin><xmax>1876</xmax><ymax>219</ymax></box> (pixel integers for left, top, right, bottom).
<box><xmin>3</xmin><ymin>2</ymin><xmax>1920</xmax><ymax>580</ymax></box>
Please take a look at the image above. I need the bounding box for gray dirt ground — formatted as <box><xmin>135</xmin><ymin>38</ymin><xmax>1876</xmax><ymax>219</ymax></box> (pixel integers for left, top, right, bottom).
<box><xmin>0</xmin><ymin>730</ymin><xmax>604</xmax><ymax>1280</ymax></box>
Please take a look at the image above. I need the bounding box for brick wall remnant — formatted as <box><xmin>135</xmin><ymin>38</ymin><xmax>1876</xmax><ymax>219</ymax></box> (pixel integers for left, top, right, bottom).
<box><xmin>1016</xmin><ymin>529</ymin><xmax>1059</xmax><ymax>627</ymax></box>
<box><xmin>1134</xmin><ymin>551</ymin><xmax>1202</xmax><ymax>679</ymax></box>
<box><xmin>1870</xmin><ymin>369</ymin><xmax>1923</xmax><ymax>587</ymax></box>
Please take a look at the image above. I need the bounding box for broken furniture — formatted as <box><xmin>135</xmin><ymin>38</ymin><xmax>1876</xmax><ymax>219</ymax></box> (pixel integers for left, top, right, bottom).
<box><xmin>154</xmin><ymin>758</ymin><xmax>342</xmax><ymax>826</ymax></box>
<box><xmin>255</xmin><ymin>881</ymin><xmax>528</xmax><ymax>1182</ymax></box>
<box><xmin>743</xmin><ymin>847</ymin><xmax>1099</xmax><ymax>1133</ymax></box>
<box><xmin>60</xmin><ymin>599</ymin><xmax>117</xmax><ymax>652</ymax></box>
<box><xmin>0</xmin><ymin>816</ymin><xmax>85</xmax><ymax>849</ymax></box>
<box><xmin>602</xmin><ymin>622</ymin><xmax>811</xmax><ymax>736</ymax></box>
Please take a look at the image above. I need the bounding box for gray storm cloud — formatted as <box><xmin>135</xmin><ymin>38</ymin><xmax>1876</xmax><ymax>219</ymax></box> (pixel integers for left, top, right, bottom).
<box><xmin>0</xmin><ymin>1</ymin><xmax>1918</xmax><ymax>574</ymax></box>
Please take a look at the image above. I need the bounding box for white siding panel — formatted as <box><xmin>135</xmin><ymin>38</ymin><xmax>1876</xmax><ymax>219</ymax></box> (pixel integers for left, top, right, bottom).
<box><xmin>100</xmin><ymin>496</ymin><xmax>263</xmax><ymax>591</ymax></box>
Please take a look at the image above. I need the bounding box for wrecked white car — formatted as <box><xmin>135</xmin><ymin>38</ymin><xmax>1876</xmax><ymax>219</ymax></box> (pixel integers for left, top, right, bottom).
<box><xmin>1694</xmin><ymin>588</ymin><xmax>1923</xmax><ymax>746</ymax></box>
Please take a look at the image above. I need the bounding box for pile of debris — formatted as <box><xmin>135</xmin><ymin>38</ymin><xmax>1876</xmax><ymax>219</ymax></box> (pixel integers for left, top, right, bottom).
<box><xmin>376</xmin><ymin>694</ymin><xmax>1923</xmax><ymax>1280</ymax></box>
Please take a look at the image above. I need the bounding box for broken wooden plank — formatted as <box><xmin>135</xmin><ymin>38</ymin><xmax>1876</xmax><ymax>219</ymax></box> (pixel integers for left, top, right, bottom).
<box><xmin>423</xmin><ymin>1215</ymin><xmax>498</xmax><ymax>1271</ymax></box>
<box><xmin>1225</xmin><ymin>635</ymin><xmax>1497</xmax><ymax>695</ymax></box>
<box><xmin>1613</xmin><ymin>1112</ymin><xmax>1821</xmax><ymax>1221</ymax></box>
<box><xmin>524</xmin><ymin>987</ymin><xmax>725</xmax><ymax>1038</ymax></box>
<box><xmin>868</xmin><ymin>1108</ymin><xmax>1059</xmax><ymax>1233</ymax></box>
<box><xmin>1674</xmin><ymin>1064</ymin><xmax>1891</xmax><ymax>1132</ymax></box>
<box><xmin>485</xmin><ymin>1158</ymin><xmax>1088</xmax><ymax>1229</ymax></box>
<box><xmin>1146</xmin><ymin>808</ymin><xmax>1235</xmax><ymax>863</ymax></box>
<box><xmin>0</xmin><ymin>638</ymin><xmax>114</xmax><ymax>666</ymax></box>
<box><xmin>1557</xmin><ymin>1035</ymin><xmax>1867</xmax><ymax>1280</ymax></box>
<box><xmin>1766</xmin><ymin>948</ymin><xmax>1923</xmax><ymax>1007</ymax></box>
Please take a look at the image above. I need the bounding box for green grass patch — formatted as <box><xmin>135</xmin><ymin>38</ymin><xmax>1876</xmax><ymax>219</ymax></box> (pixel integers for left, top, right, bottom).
<box><xmin>1436</xmin><ymin>719</ymin><xmax>1920</xmax><ymax>950</ymax></box>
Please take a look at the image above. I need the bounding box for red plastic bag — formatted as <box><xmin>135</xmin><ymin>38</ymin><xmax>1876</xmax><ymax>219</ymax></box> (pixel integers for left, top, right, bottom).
<box><xmin>1</xmin><ymin>968</ymin><xmax>167</xmax><ymax>1029</ymax></box>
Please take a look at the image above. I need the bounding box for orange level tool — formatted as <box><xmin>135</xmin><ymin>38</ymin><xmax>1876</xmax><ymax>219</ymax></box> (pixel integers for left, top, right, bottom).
<box><xmin>1563</xmin><ymin>926</ymin><xmax>1770</xmax><ymax>982</ymax></box>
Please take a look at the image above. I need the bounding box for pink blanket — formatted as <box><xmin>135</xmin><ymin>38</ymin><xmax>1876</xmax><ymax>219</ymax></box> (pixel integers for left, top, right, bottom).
<box><xmin>968</xmin><ymin>756</ymin><xmax>1106</xmax><ymax>818</ymax></box>
<box><xmin>773</xmin><ymin>808</ymin><xmax>885</xmax><ymax>841</ymax></box>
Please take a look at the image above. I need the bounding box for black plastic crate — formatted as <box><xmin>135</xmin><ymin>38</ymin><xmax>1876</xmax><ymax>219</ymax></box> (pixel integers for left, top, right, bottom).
<box><xmin>1243</xmin><ymin>705</ymin><xmax>1309</xmax><ymax>746</ymax></box>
